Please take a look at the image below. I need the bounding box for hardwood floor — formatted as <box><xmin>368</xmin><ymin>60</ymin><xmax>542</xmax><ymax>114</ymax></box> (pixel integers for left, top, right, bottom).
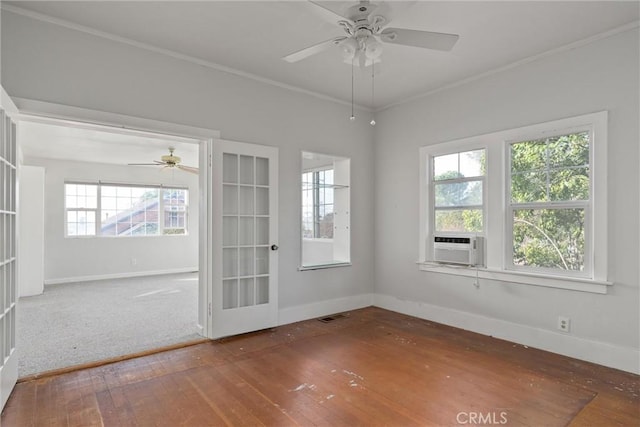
<box><xmin>2</xmin><ymin>307</ymin><xmax>638</xmax><ymax>426</ymax></box>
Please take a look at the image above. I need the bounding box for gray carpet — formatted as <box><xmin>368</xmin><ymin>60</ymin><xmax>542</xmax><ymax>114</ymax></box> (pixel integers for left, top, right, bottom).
<box><xmin>17</xmin><ymin>272</ymin><xmax>201</xmax><ymax>377</ymax></box>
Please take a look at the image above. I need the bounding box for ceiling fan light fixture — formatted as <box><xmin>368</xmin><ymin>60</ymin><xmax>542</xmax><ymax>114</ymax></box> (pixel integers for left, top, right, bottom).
<box><xmin>340</xmin><ymin>37</ymin><xmax>359</xmax><ymax>60</ymax></box>
<box><xmin>364</xmin><ymin>36</ymin><xmax>383</xmax><ymax>59</ymax></box>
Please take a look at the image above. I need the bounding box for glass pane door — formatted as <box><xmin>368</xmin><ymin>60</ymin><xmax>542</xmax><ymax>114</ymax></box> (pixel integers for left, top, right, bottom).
<box><xmin>222</xmin><ymin>154</ymin><xmax>270</xmax><ymax>310</ymax></box>
<box><xmin>0</xmin><ymin>106</ymin><xmax>18</xmax><ymax>410</ymax></box>
<box><xmin>211</xmin><ymin>139</ymin><xmax>278</xmax><ymax>338</ymax></box>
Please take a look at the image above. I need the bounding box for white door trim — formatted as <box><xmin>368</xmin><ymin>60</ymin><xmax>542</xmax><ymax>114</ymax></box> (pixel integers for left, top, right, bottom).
<box><xmin>11</xmin><ymin>98</ymin><xmax>220</xmax><ymax>338</ymax></box>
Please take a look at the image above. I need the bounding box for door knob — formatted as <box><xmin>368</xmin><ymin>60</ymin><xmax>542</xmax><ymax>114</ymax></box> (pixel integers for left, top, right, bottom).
<box><xmin>271</xmin><ymin>244</ymin><xmax>279</xmax><ymax>251</ymax></box>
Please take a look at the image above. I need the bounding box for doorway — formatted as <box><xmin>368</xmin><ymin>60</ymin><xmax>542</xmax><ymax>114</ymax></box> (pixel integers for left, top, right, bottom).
<box><xmin>17</xmin><ymin>115</ymin><xmax>208</xmax><ymax>377</ymax></box>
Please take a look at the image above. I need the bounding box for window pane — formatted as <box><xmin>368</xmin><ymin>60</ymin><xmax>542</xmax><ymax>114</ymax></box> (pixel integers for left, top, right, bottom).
<box><xmin>434</xmin><ymin>150</ymin><xmax>485</xmax><ymax>180</ymax></box>
<box><xmin>459</xmin><ymin>150</ymin><xmax>485</xmax><ymax>178</ymax></box>
<box><xmin>433</xmin><ymin>153</ymin><xmax>458</xmax><ymax>180</ymax></box>
<box><xmin>100</xmin><ymin>186</ymin><xmax>164</xmax><ymax>236</ymax></box>
<box><xmin>67</xmin><ymin>209</ymin><xmax>96</xmax><ymax>236</ymax></box>
<box><xmin>511</xmin><ymin>139</ymin><xmax>546</xmax><ymax>173</ymax></box>
<box><xmin>435</xmin><ymin>209</ymin><xmax>483</xmax><ymax>233</ymax></box>
<box><xmin>549</xmin><ymin>167</ymin><xmax>589</xmax><ymax>201</ymax></box>
<box><xmin>66</xmin><ymin>184</ymin><xmax>77</xmax><ymax>197</ymax></box>
<box><xmin>102</xmin><ymin>186</ymin><xmax>116</xmax><ymax>197</ymax></box>
<box><xmin>512</xmin><ymin>208</ymin><xmax>585</xmax><ymax>271</ymax></box>
<box><xmin>547</xmin><ymin>132</ymin><xmax>589</xmax><ymax>168</ymax></box>
<box><xmin>510</xmin><ymin>132</ymin><xmax>590</xmax><ymax>204</ymax></box>
<box><xmin>511</xmin><ymin>171</ymin><xmax>547</xmax><ymax>203</ymax></box>
<box><xmin>66</xmin><ymin>195</ymin><xmax>77</xmax><ymax>209</ymax></box>
<box><xmin>435</xmin><ymin>180</ymin><xmax>482</xmax><ymax>207</ymax></box>
<box><xmin>65</xmin><ymin>184</ymin><xmax>98</xmax><ymax>209</ymax></box>
<box><xmin>163</xmin><ymin>188</ymin><xmax>188</xmax><ymax>234</ymax></box>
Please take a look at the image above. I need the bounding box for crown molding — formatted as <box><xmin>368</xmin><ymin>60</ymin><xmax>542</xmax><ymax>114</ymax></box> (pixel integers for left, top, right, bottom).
<box><xmin>1</xmin><ymin>4</ymin><xmax>373</xmax><ymax>113</ymax></box>
<box><xmin>3</xmin><ymin>4</ymin><xmax>637</xmax><ymax>114</ymax></box>
<box><xmin>378</xmin><ymin>20</ymin><xmax>640</xmax><ymax>113</ymax></box>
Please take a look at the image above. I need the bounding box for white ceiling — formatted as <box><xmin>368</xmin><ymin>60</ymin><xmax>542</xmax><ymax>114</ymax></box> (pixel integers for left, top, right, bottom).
<box><xmin>8</xmin><ymin>1</ymin><xmax>639</xmax><ymax>166</ymax></box>
<box><xmin>6</xmin><ymin>1</ymin><xmax>639</xmax><ymax>110</ymax></box>
<box><xmin>19</xmin><ymin>119</ymin><xmax>200</xmax><ymax>167</ymax></box>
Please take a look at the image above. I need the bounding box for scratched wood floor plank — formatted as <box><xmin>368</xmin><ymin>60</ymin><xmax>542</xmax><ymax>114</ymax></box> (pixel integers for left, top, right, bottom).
<box><xmin>2</xmin><ymin>307</ymin><xmax>638</xmax><ymax>426</ymax></box>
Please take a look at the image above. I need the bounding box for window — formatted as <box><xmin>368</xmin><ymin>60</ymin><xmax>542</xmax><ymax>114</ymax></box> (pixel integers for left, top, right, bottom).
<box><xmin>509</xmin><ymin>132</ymin><xmax>589</xmax><ymax>274</ymax></box>
<box><xmin>300</xmin><ymin>152</ymin><xmax>350</xmax><ymax>268</ymax></box>
<box><xmin>432</xmin><ymin>149</ymin><xmax>485</xmax><ymax>233</ymax></box>
<box><xmin>65</xmin><ymin>183</ymin><xmax>98</xmax><ymax>236</ymax></box>
<box><xmin>101</xmin><ymin>185</ymin><xmax>159</xmax><ymax>236</ymax></box>
<box><xmin>418</xmin><ymin>112</ymin><xmax>608</xmax><ymax>292</ymax></box>
<box><xmin>163</xmin><ymin>189</ymin><xmax>188</xmax><ymax>235</ymax></box>
<box><xmin>65</xmin><ymin>182</ymin><xmax>189</xmax><ymax>237</ymax></box>
<box><xmin>302</xmin><ymin>169</ymin><xmax>334</xmax><ymax>239</ymax></box>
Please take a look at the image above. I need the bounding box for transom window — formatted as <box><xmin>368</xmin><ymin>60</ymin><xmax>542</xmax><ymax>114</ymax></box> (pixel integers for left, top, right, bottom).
<box><xmin>65</xmin><ymin>182</ymin><xmax>188</xmax><ymax>237</ymax></box>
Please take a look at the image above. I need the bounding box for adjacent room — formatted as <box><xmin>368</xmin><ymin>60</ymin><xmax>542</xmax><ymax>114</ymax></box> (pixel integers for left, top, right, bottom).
<box><xmin>16</xmin><ymin>119</ymin><xmax>203</xmax><ymax>377</ymax></box>
<box><xmin>0</xmin><ymin>1</ymin><xmax>638</xmax><ymax>425</ymax></box>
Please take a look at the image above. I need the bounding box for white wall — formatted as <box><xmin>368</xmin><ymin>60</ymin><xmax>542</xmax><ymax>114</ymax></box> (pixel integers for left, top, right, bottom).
<box><xmin>18</xmin><ymin>165</ymin><xmax>45</xmax><ymax>296</ymax></box>
<box><xmin>374</xmin><ymin>28</ymin><xmax>639</xmax><ymax>373</ymax></box>
<box><xmin>23</xmin><ymin>157</ymin><xmax>199</xmax><ymax>283</ymax></box>
<box><xmin>4</xmin><ymin>8</ymin><xmax>637</xmax><ymax>373</ymax></box>
<box><xmin>1</xmin><ymin>11</ymin><xmax>375</xmax><ymax>312</ymax></box>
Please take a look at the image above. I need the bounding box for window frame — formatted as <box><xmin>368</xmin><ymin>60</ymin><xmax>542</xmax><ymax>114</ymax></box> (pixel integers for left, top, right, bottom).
<box><xmin>505</xmin><ymin>127</ymin><xmax>593</xmax><ymax>278</ymax></box>
<box><xmin>431</xmin><ymin>149</ymin><xmax>486</xmax><ymax>236</ymax></box>
<box><xmin>64</xmin><ymin>183</ymin><xmax>99</xmax><ymax>237</ymax></box>
<box><xmin>418</xmin><ymin>111</ymin><xmax>609</xmax><ymax>294</ymax></box>
<box><xmin>300</xmin><ymin>152</ymin><xmax>351</xmax><ymax>270</ymax></box>
<box><xmin>64</xmin><ymin>181</ymin><xmax>189</xmax><ymax>238</ymax></box>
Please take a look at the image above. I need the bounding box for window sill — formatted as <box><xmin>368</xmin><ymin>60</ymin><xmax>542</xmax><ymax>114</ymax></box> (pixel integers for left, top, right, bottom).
<box><xmin>65</xmin><ymin>234</ymin><xmax>189</xmax><ymax>239</ymax></box>
<box><xmin>417</xmin><ymin>262</ymin><xmax>612</xmax><ymax>294</ymax></box>
<box><xmin>299</xmin><ymin>262</ymin><xmax>351</xmax><ymax>271</ymax></box>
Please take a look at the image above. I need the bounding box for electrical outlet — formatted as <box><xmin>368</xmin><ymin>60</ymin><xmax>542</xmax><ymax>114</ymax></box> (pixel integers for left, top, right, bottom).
<box><xmin>557</xmin><ymin>316</ymin><xmax>571</xmax><ymax>332</ymax></box>
<box><xmin>131</xmin><ymin>258</ymin><xmax>137</xmax><ymax>266</ymax></box>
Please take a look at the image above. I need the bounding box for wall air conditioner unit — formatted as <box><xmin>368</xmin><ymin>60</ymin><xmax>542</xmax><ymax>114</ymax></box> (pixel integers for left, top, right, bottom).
<box><xmin>433</xmin><ymin>235</ymin><xmax>484</xmax><ymax>266</ymax></box>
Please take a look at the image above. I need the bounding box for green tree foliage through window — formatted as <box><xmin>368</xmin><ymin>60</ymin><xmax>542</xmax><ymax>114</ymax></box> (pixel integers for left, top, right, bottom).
<box><xmin>433</xmin><ymin>149</ymin><xmax>485</xmax><ymax>233</ymax></box>
<box><xmin>510</xmin><ymin>132</ymin><xmax>589</xmax><ymax>271</ymax></box>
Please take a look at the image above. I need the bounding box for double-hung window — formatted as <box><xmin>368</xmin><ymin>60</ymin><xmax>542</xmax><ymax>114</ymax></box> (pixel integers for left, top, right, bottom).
<box><xmin>65</xmin><ymin>183</ymin><xmax>98</xmax><ymax>236</ymax></box>
<box><xmin>419</xmin><ymin>111</ymin><xmax>608</xmax><ymax>292</ymax></box>
<box><xmin>65</xmin><ymin>182</ymin><xmax>189</xmax><ymax>237</ymax></box>
<box><xmin>508</xmin><ymin>131</ymin><xmax>590</xmax><ymax>275</ymax></box>
<box><xmin>432</xmin><ymin>149</ymin><xmax>485</xmax><ymax>234</ymax></box>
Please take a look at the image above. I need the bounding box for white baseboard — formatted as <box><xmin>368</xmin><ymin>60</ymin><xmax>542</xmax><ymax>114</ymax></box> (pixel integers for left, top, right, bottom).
<box><xmin>374</xmin><ymin>294</ymin><xmax>640</xmax><ymax>375</ymax></box>
<box><xmin>278</xmin><ymin>293</ymin><xmax>374</xmax><ymax>326</ymax></box>
<box><xmin>44</xmin><ymin>267</ymin><xmax>199</xmax><ymax>285</ymax></box>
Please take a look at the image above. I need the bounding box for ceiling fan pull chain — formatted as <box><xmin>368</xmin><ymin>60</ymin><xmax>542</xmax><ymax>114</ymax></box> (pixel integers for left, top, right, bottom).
<box><xmin>350</xmin><ymin>56</ymin><xmax>355</xmax><ymax>121</ymax></box>
<box><xmin>370</xmin><ymin>63</ymin><xmax>376</xmax><ymax>126</ymax></box>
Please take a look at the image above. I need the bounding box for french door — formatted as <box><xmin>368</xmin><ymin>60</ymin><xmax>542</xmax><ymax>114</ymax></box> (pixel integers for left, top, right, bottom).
<box><xmin>210</xmin><ymin>139</ymin><xmax>278</xmax><ymax>338</ymax></box>
<box><xmin>0</xmin><ymin>89</ymin><xmax>18</xmax><ymax>410</ymax></box>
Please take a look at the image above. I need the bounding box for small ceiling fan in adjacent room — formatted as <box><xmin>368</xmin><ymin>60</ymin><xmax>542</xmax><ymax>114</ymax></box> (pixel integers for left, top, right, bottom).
<box><xmin>283</xmin><ymin>0</ymin><xmax>460</xmax><ymax>67</ymax></box>
<box><xmin>128</xmin><ymin>147</ymin><xmax>199</xmax><ymax>174</ymax></box>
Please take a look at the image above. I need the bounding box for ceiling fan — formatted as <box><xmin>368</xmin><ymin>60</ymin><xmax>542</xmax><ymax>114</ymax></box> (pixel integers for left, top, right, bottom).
<box><xmin>283</xmin><ymin>0</ymin><xmax>459</xmax><ymax>67</ymax></box>
<box><xmin>128</xmin><ymin>147</ymin><xmax>198</xmax><ymax>174</ymax></box>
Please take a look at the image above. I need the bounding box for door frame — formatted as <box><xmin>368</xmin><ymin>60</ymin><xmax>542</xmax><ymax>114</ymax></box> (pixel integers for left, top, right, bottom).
<box><xmin>12</xmin><ymin>98</ymin><xmax>220</xmax><ymax>339</ymax></box>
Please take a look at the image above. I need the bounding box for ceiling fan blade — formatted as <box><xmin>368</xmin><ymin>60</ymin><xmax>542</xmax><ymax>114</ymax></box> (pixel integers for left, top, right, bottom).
<box><xmin>177</xmin><ymin>165</ymin><xmax>199</xmax><ymax>175</ymax></box>
<box><xmin>283</xmin><ymin>36</ymin><xmax>347</xmax><ymax>63</ymax></box>
<box><xmin>127</xmin><ymin>163</ymin><xmax>162</xmax><ymax>166</ymax></box>
<box><xmin>308</xmin><ymin>1</ymin><xmax>353</xmax><ymax>21</ymax></box>
<box><xmin>380</xmin><ymin>28</ymin><xmax>459</xmax><ymax>51</ymax></box>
